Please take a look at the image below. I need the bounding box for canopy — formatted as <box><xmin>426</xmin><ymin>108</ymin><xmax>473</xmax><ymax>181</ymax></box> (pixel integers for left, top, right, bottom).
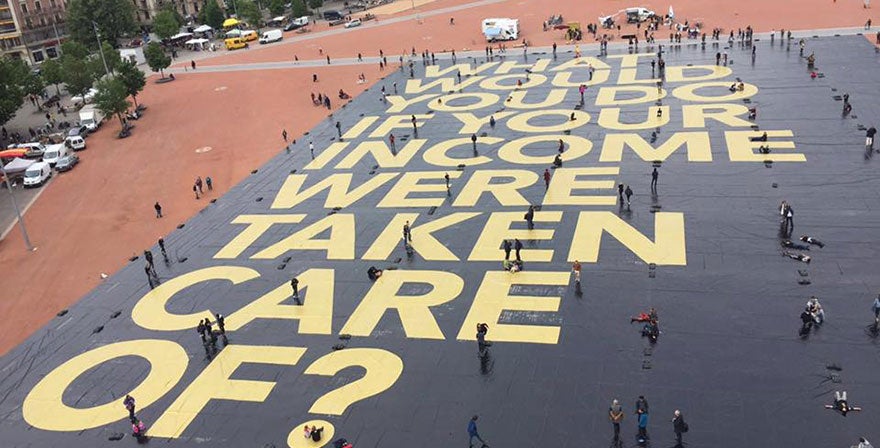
<box><xmin>193</xmin><ymin>25</ymin><xmax>212</xmax><ymax>33</ymax></box>
<box><xmin>225</xmin><ymin>29</ymin><xmax>243</xmax><ymax>37</ymax></box>
<box><xmin>0</xmin><ymin>148</ymin><xmax>28</xmax><ymax>159</ymax></box>
<box><xmin>271</xmin><ymin>16</ymin><xmax>286</xmax><ymax>22</ymax></box>
<box><xmin>3</xmin><ymin>157</ymin><xmax>35</xmax><ymax>174</ymax></box>
<box><xmin>170</xmin><ymin>32</ymin><xmax>193</xmax><ymax>40</ymax></box>
<box><xmin>223</xmin><ymin>18</ymin><xmax>240</xmax><ymax>28</ymax></box>
<box><xmin>185</xmin><ymin>38</ymin><xmax>209</xmax><ymax>45</ymax></box>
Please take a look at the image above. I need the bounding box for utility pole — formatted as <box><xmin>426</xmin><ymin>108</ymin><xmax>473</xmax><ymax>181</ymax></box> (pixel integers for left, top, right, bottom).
<box><xmin>0</xmin><ymin>164</ymin><xmax>35</xmax><ymax>252</ymax></box>
<box><xmin>92</xmin><ymin>21</ymin><xmax>111</xmax><ymax>77</ymax></box>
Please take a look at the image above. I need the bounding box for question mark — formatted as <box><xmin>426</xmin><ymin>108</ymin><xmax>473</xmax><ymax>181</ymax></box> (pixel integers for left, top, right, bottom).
<box><xmin>286</xmin><ymin>348</ymin><xmax>403</xmax><ymax>447</ymax></box>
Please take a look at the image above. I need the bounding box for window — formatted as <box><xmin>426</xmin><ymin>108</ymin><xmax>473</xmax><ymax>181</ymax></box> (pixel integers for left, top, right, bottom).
<box><xmin>32</xmin><ymin>49</ymin><xmax>44</xmax><ymax>62</ymax></box>
<box><xmin>20</xmin><ymin>2</ymin><xmax>28</xmax><ymax>13</ymax></box>
<box><xmin>25</xmin><ymin>17</ymin><xmax>32</xmax><ymax>29</ymax></box>
<box><xmin>34</xmin><ymin>0</ymin><xmax>41</xmax><ymax>11</ymax></box>
<box><xmin>40</xmin><ymin>17</ymin><xmax>46</xmax><ymax>26</ymax></box>
<box><xmin>46</xmin><ymin>46</ymin><xmax>57</xmax><ymax>58</ymax></box>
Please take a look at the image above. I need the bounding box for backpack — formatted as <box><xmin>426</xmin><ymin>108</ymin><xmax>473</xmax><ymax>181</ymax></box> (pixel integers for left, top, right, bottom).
<box><xmin>683</xmin><ymin>422</ymin><xmax>689</xmax><ymax>432</ymax></box>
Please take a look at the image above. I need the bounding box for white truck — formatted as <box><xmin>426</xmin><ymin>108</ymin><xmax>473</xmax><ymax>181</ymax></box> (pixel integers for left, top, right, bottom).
<box><xmin>482</xmin><ymin>18</ymin><xmax>519</xmax><ymax>42</ymax></box>
<box><xmin>79</xmin><ymin>105</ymin><xmax>104</xmax><ymax>132</ymax></box>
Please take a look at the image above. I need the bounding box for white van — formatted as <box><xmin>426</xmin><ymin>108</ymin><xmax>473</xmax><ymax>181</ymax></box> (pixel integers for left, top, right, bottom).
<box><xmin>66</xmin><ymin>135</ymin><xmax>86</xmax><ymax>151</ymax></box>
<box><xmin>259</xmin><ymin>29</ymin><xmax>283</xmax><ymax>44</ymax></box>
<box><xmin>41</xmin><ymin>143</ymin><xmax>68</xmax><ymax>166</ymax></box>
<box><xmin>23</xmin><ymin>161</ymin><xmax>51</xmax><ymax>187</ymax></box>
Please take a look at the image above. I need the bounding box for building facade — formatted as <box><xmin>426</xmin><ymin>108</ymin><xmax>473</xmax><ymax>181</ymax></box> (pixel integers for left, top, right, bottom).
<box><xmin>132</xmin><ymin>0</ymin><xmax>217</xmax><ymax>24</ymax></box>
<box><xmin>0</xmin><ymin>0</ymin><xmax>28</xmax><ymax>62</ymax></box>
<box><xmin>0</xmin><ymin>0</ymin><xmax>66</xmax><ymax>65</ymax></box>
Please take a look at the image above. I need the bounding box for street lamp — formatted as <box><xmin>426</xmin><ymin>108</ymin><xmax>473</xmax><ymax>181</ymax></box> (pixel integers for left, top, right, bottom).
<box><xmin>0</xmin><ymin>163</ymin><xmax>35</xmax><ymax>252</ymax></box>
<box><xmin>91</xmin><ymin>21</ymin><xmax>111</xmax><ymax>77</ymax></box>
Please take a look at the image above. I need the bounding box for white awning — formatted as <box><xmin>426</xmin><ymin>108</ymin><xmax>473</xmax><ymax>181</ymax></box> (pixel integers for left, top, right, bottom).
<box><xmin>193</xmin><ymin>25</ymin><xmax>213</xmax><ymax>33</ymax></box>
<box><xmin>3</xmin><ymin>158</ymin><xmax>35</xmax><ymax>174</ymax></box>
<box><xmin>170</xmin><ymin>32</ymin><xmax>193</xmax><ymax>40</ymax></box>
<box><xmin>185</xmin><ymin>38</ymin><xmax>209</xmax><ymax>45</ymax></box>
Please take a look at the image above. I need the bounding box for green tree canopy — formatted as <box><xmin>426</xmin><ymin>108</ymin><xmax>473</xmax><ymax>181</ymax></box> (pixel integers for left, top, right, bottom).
<box><xmin>160</xmin><ymin>3</ymin><xmax>186</xmax><ymax>27</ymax></box>
<box><xmin>268</xmin><ymin>0</ymin><xmax>286</xmax><ymax>17</ymax></box>
<box><xmin>59</xmin><ymin>42</ymin><xmax>98</xmax><ymax>99</ymax></box>
<box><xmin>307</xmin><ymin>0</ymin><xmax>323</xmax><ymax>11</ymax></box>
<box><xmin>90</xmin><ymin>41</ymin><xmax>123</xmax><ymax>76</ymax></box>
<box><xmin>199</xmin><ymin>0</ymin><xmax>226</xmax><ymax>30</ymax></box>
<box><xmin>116</xmin><ymin>60</ymin><xmax>146</xmax><ymax>107</ymax></box>
<box><xmin>67</xmin><ymin>0</ymin><xmax>138</xmax><ymax>48</ymax></box>
<box><xmin>238</xmin><ymin>0</ymin><xmax>263</xmax><ymax>31</ymax></box>
<box><xmin>291</xmin><ymin>0</ymin><xmax>308</xmax><ymax>17</ymax></box>
<box><xmin>0</xmin><ymin>57</ymin><xmax>32</xmax><ymax>126</ymax></box>
<box><xmin>40</xmin><ymin>59</ymin><xmax>64</xmax><ymax>96</ymax></box>
<box><xmin>93</xmin><ymin>77</ymin><xmax>131</xmax><ymax>128</ymax></box>
<box><xmin>144</xmin><ymin>42</ymin><xmax>172</xmax><ymax>78</ymax></box>
<box><xmin>153</xmin><ymin>10</ymin><xmax>181</xmax><ymax>41</ymax></box>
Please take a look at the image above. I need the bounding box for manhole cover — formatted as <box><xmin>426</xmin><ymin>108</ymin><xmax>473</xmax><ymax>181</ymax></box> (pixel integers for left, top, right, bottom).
<box><xmin>214</xmin><ymin>86</ymin><xmax>228</xmax><ymax>91</ymax></box>
<box><xmin>195</xmin><ymin>146</ymin><xmax>213</xmax><ymax>153</ymax></box>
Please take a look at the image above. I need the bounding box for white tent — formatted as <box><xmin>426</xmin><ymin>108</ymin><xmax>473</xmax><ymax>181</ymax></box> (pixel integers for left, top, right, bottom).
<box><xmin>225</xmin><ymin>29</ymin><xmax>243</xmax><ymax>37</ymax></box>
<box><xmin>169</xmin><ymin>32</ymin><xmax>193</xmax><ymax>41</ymax></box>
<box><xmin>3</xmin><ymin>158</ymin><xmax>35</xmax><ymax>175</ymax></box>
<box><xmin>193</xmin><ymin>25</ymin><xmax>212</xmax><ymax>33</ymax></box>
<box><xmin>184</xmin><ymin>38</ymin><xmax>210</xmax><ymax>50</ymax></box>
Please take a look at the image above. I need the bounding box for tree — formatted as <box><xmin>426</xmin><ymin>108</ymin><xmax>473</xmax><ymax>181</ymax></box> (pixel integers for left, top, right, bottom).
<box><xmin>90</xmin><ymin>41</ymin><xmax>123</xmax><ymax>76</ymax></box>
<box><xmin>0</xmin><ymin>57</ymin><xmax>32</xmax><ymax>126</ymax></box>
<box><xmin>93</xmin><ymin>78</ymin><xmax>131</xmax><ymax>128</ymax></box>
<box><xmin>307</xmin><ymin>0</ymin><xmax>323</xmax><ymax>11</ymax></box>
<box><xmin>67</xmin><ymin>0</ymin><xmax>137</xmax><ymax>48</ymax></box>
<box><xmin>268</xmin><ymin>0</ymin><xmax>286</xmax><ymax>17</ymax></box>
<box><xmin>40</xmin><ymin>59</ymin><xmax>64</xmax><ymax>96</ymax></box>
<box><xmin>199</xmin><ymin>0</ymin><xmax>225</xmax><ymax>30</ymax></box>
<box><xmin>59</xmin><ymin>42</ymin><xmax>98</xmax><ymax>99</ymax></box>
<box><xmin>154</xmin><ymin>10</ymin><xmax>181</xmax><ymax>41</ymax></box>
<box><xmin>238</xmin><ymin>0</ymin><xmax>263</xmax><ymax>31</ymax></box>
<box><xmin>291</xmin><ymin>0</ymin><xmax>308</xmax><ymax>17</ymax></box>
<box><xmin>144</xmin><ymin>42</ymin><xmax>172</xmax><ymax>79</ymax></box>
<box><xmin>159</xmin><ymin>2</ymin><xmax>186</xmax><ymax>27</ymax></box>
<box><xmin>21</xmin><ymin>71</ymin><xmax>45</xmax><ymax>98</ymax></box>
<box><xmin>116</xmin><ymin>60</ymin><xmax>146</xmax><ymax>108</ymax></box>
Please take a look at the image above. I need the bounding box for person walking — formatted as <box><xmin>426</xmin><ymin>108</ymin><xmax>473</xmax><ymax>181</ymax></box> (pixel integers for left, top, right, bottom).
<box><xmin>476</xmin><ymin>323</ymin><xmax>491</xmax><ymax>355</ymax></box>
<box><xmin>197</xmin><ymin>319</ymin><xmax>207</xmax><ymax>342</ymax></box>
<box><xmin>145</xmin><ymin>263</ymin><xmax>157</xmax><ymax>288</ymax></box>
<box><xmin>467</xmin><ymin>415</ymin><xmax>488</xmax><ymax>448</ymax></box>
<box><xmin>309</xmin><ymin>141</ymin><xmax>315</xmax><ymax>158</ymax></box>
<box><xmin>572</xmin><ymin>260</ymin><xmax>582</xmax><ymax>284</ymax></box>
<box><xmin>872</xmin><ymin>294</ymin><xmax>880</xmax><ymax>324</ymax></box>
<box><xmin>543</xmin><ymin>169</ymin><xmax>552</xmax><ymax>189</ymax></box>
<box><xmin>196</xmin><ymin>177</ymin><xmax>203</xmax><ymax>195</ymax></box>
<box><xmin>525</xmin><ymin>206</ymin><xmax>535</xmax><ymax>230</ymax></box>
<box><xmin>672</xmin><ymin>410</ymin><xmax>688</xmax><ymax>447</ymax></box>
<box><xmin>514</xmin><ymin>238</ymin><xmax>523</xmax><ymax>261</ymax></box>
<box><xmin>471</xmin><ymin>133</ymin><xmax>478</xmax><ymax>151</ymax></box>
<box><xmin>154</xmin><ymin>201</ymin><xmax>163</xmax><ymax>218</ymax></box>
<box><xmin>635</xmin><ymin>395</ymin><xmax>649</xmax><ymax>441</ymax></box>
<box><xmin>282</xmin><ymin>129</ymin><xmax>288</xmax><ymax>142</ymax></box>
<box><xmin>624</xmin><ymin>185</ymin><xmax>633</xmax><ymax>206</ymax></box>
<box><xmin>193</xmin><ymin>184</ymin><xmax>200</xmax><ymax>199</ymax></box>
<box><xmin>144</xmin><ymin>250</ymin><xmax>155</xmax><ymax>272</ymax></box>
<box><xmin>158</xmin><ymin>237</ymin><xmax>168</xmax><ymax>262</ymax></box>
<box><xmin>403</xmin><ymin>220</ymin><xmax>412</xmax><ymax>243</ymax></box>
<box><xmin>867</xmin><ymin>126</ymin><xmax>876</xmax><ymax>149</ymax></box>
<box><xmin>389</xmin><ymin>133</ymin><xmax>396</xmax><ymax>150</ymax></box>
<box><xmin>502</xmin><ymin>239</ymin><xmax>512</xmax><ymax>260</ymax></box>
<box><xmin>618</xmin><ymin>184</ymin><xmax>624</xmax><ymax>203</ymax></box>
<box><xmin>651</xmin><ymin>168</ymin><xmax>658</xmax><ymax>191</ymax></box>
<box><xmin>124</xmin><ymin>395</ymin><xmax>136</xmax><ymax>421</ymax></box>
<box><xmin>291</xmin><ymin>277</ymin><xmax>300</xmax><ymax>302</ymax></box>
<box><xmin>609</xmin><ymin>399</ymin><xmax>624</xmax><ymax>440</ymax></box>
<box><xmin>215</xmin><ymin>313</ymin><xmax>225</xmax><ymax>334</ymax></box>
<box><xmin>206</xmin><ymin>176</ymin><xmax>213</xmax><ymax>191</ymax></box>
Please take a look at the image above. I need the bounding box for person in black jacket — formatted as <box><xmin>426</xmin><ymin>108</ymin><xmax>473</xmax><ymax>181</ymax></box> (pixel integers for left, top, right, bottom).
<box><xmin>672</xmin><ymin>410</ymin><xmax>687</xmax><ymax>447</ymax></box>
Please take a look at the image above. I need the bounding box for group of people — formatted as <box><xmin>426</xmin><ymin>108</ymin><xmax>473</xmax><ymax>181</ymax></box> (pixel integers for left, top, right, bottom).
<box><xmin>800</xmin><ymin>296</ymin><xmax>826</xmax><ymax>334</ymax></box>
<box><xmin>501</xmin><ymin>238</ymin><xmax>524</xmax><ymax>272</ymax></box>
<box><xmin>192</xmin><ymin>175</ymin><xmax>213</xmax><ymax>200</ymax></box>
<box><xmin>608</xmin><ymin>396</ymin><xmax>688</xmax><ymax>447</ymax></box>
<box><xmin>310</xmin><ymin>92</ymin><xmax>333</xmax><ymax>109</ymax></box>
<box><xmin>631</xmin><ymin>307</ymin><xmax>660</xmax><ymax>343</ymax></box>
<box><xmin>123</xmin><ymin>395</ymin><xmax>148</xmax><ymax>443</ymax></box>
<box><xmin>302</xmin><ymin>425</ymin><xmax>325</xmax><ymax>441</ymax></box>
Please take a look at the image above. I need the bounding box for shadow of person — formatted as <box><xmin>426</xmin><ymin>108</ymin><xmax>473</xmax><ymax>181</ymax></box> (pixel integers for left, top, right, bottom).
<box><xmin>479</xmin><ymin>350</ymin><xmax>494</xmax><ymax>376</ymax></box>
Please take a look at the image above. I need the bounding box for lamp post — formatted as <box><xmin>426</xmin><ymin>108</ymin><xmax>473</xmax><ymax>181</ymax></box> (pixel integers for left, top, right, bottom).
<box><xmin>0</xmin><ymin>164</ymin><xmax>35</xmax><ymax>252</ymax></box>
<box><xmin>92</xmin><ymin>21</ymin><xmax>111</xmax><ymax>77</ymax></box>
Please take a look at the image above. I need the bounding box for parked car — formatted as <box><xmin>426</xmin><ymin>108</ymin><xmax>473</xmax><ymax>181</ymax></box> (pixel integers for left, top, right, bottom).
<box><xmin>13</xmin><ymin>142</ymin><xmax>47</xmax><ymax>159</ymax></box>
<box><xmin>71</xmin><ymin>88</ymin><xmax>98</xmax><ymax>105</ymax></box>
<box><xmin>23</xmin><ymin>161</ymin><xmax>51</xmax><ymax>187</ymax></box>
<box><xmin>67</xmin><ymin>125</ymin><xmax>90</xmax><ymax>138</ymax></box>
<box><xmin>344</xmin><ymin>19</ymin><xmax>362</xmax><ymax>28</ymax></box>
<box><xmin>55</xmin><ymin>154</ymin><xmax>80</xmax><ymax>172</ymax></box>
<box><xmin>65</xmin><ymin>135</ymin><xmax>86</xmax><ymax>151</ymax></box>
